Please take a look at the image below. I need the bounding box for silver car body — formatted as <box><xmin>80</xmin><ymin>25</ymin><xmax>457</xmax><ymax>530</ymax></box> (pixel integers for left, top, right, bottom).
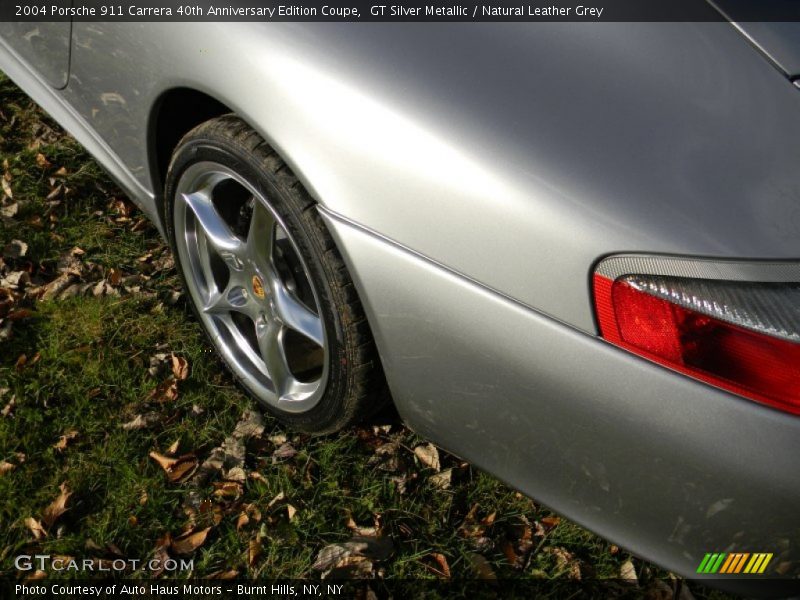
<box><xmin>2</xmin><ymin>18</ymin><xmax>799</xmax><ymax>579</ymax></box>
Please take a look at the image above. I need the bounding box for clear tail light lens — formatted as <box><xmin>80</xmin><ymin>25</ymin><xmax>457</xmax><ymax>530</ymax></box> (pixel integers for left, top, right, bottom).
<box><xmin>594</xmin><ymin>273</ymin><xmax>800</xmax><ymax>415</ymax></box>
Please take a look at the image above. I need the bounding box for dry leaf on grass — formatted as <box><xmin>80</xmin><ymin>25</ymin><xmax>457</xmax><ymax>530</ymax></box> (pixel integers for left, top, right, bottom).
<box><xmin>620</xmin><ymin>560</ymin><xmax>638</xmax><ymax>583</ymax></box>
<box><xmin>248</xmin><ymin>538</ymin><xmax>262</xmax><ymax>567</ymax></box>
<box><xmin>414</xmin><ymin>443</ymin><xmax>441</xmax><ymax>471</ymax></box>
<box><xmin>0</xmin><ymin>461</ymin><xmax>16</xmax><ymax>475</ymax></box>
<box><xmin>24</xmin><ymin>570</ymin><xmax>47</xmax><ymax>582</ymax></box>
<box><xmin>171</xmin><ymin>527</ymin><xmax>211</xmax><ymax>555</ymax></box>
<box><xmin>121</xmin><ymin>413</ymin><xmax>161</xmax><ymax>431</ymax></box>
<box><xmin>468</xmin><ymin>553</ymin><xmax>497</xmax><ymax>580</ymax></box>
<box><xmin>150</xmin><ymin>533</ymin><xmax>172</xmax><ymax>577</ymax></box>
<box><xmin>3</xmin><ymin>240</ymin><xmax>28</xmax><ymax>259</ymax></box>
<box><xmin>42</xmin><ymin>482</ymin><xmax>72</xmax><ymax>528</ymax></box>
<box><xmin>147</xmin><ymin>379</ymin><xmax>179</xmax><ymax>403</ymax></box>
<box><xmin>54</xmin><ymin>429</ymin><xmax>79</xmax><ymax>452</ymax></box>
<box><xmin>428</xmin><ymin>469</ymin><xmax>452</xmax><ymax>490</ymax></box>
<box><xmin>425</xmin><ymin>553</ymin><xmax>451</xmax><ymax>579</ymax></box>
<box><xmin>35</xmin><ymin>153</ymin><xmax>51</xmax><ymax>169</ymax></box>
<box><xmin>25</xmin><ymin>517</ymin><xmax>47</xmax><ymax>540</ymax></box>
<box><xmin>312</xmin><ymin>536</ymin><xmax>393</xmax><ymax>573</ymax></box>
<box><xmin>149</xmin><ymin>452</ymin><xmax>198</xmax><ymax>483</ymax></box>
<box><xmin>208</xmin><ymin>569</ymin><xmax>239</xmax><ymax>580</ymax></box>
<box><xmin>2</xmin><ymin>395</ymin><xmax>16</xmax><ymax>418</ymax></box>
<box><xmin>171</xmin><ymin>355</ymin><xmax>189</xmax><ymax>381</ymax></box>
<box><xmin>1</xmin><ymin>176</ymin><xmax>12</xmax><ymax>199</ymax></box>
<box><xmin>272</xmin><ymin>442</ymin><xmax>297</xmax><ymax>461</ymax></box>
<box><xmin>287</xmin><ymin>505</ymin><xmax>298</xmax><ymax>521</ymax></box>
<box><xmin>167</xmin><ymin>440</ymin><xmax>180</xmax><ymax>455</ymax></box>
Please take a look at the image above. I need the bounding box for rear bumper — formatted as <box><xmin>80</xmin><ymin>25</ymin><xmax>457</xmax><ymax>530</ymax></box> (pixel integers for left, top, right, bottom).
<box><xmin>323</xmin><ymin>209</ymin><xmax>800</xmax><ymax>584</ymax></box>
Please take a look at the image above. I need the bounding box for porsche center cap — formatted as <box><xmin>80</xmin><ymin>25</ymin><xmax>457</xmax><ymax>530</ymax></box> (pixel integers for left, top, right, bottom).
<box><xmin>252</xmin><ymin>276</ymin><xmax>266</xmax><ymax>299</ymax></box>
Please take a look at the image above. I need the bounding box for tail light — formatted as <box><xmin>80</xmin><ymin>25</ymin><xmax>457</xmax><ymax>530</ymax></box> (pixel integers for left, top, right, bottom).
<box><xmin>594</xmin><ymin>267</ymin><xmax>800</xmax><ymax>415</ymax></box>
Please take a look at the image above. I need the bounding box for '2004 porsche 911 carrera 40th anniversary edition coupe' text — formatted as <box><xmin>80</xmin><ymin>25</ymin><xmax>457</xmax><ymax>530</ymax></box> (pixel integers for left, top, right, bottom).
<box><xmin>2</xmin><ymin>1</ymin><xmax>800</xmax><ymax>589</ymax></box>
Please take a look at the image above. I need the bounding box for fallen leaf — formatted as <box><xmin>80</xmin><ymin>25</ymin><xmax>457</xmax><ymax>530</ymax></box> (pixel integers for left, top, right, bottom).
<box><xmin>35</xmin><ymin>153</ymin><xmax>51</xmax><ymax>169</ymax></box>
<box><xmin>426</xmin><ymin>553</ymin><xmax>451</xmax><ymax>579</ymax></box>
<box><xmin>42</xmin><ymin>482</ymin><xmax>72</xmax><ymax>528</ymax></box>
<box><xmin>208</xmin><ymin>569</ymin><xmax>239</xmax><ymax>579</ymax></box>
<box><xmin>151</xmin><ymin>533</ymin><xmax>171</xmax><ymax>577</ymax></box>
<box><xmin>121</xmin><ymin>413</ymin><xmax>160</xmax><ymax>431</ymax></box>
<box><xmin>171</xmin><ymin>527</ymin><xmax>211</xmax><ymax>555</ymax></box>
<box><xmin>1</xmin><ymin>177</ymin><xmax>12</xmax><ymax>199</ymax></box>
<box><xmin>147</xmin><ymin>379</ymin><xmax>179</xmax><ymax>403</ymax></box>
<box><xmin>213</xmin><ymin>481</ymin><xmax>242</xmax><ymax>498</ymax></box>
<box><xmin>0</xmin><ymin>461</ymin><xmax>15</xmax><ymax>475</ymax></box>
<box><xmin>248</xmin><ymin>538</ymin><xmax>262</xmax><ymax>567</ymax></box>
<box><xmin>346</xmin><ymin>516</ymin><xmax>379</xmax><ymax>537</ymax></box>
<box><xmin>54</xmin><ymin>429</ymin><xmax>79</xmax><ymax>452</ymax></box>
<box><xmin>25</xmin><ymin>517</ymin><xmax>47</xmax><ymax>540</ymax></box>
<box><xmin>429</xmin><ymin>469</ymin><xmax>452</xmax><ymax>490</ymax></box>
<box><xmin>171</xmin><ymin>355</ymin><xmax>189</xmax><ymax>381</ymax></box>
<box><xmin>167</xmin><ymin>439</ymin><xmax>180</xmax><ymax>455</ymax></box>
<box><xmin>236</xmin><ymin>512</ymin><xmax>249</xmax><ymax>531</ymax></box>
<box><xmin>1</xmin><ymin>203</ymin><xmax>18</xmax><ymax>218</ymax></box>
<box><xmin>541</xmin><ymin>516</ymin><xmax>561</xmax><ymax>530</ymax></box>
<box><xmin>266</xmin><ymin>491</ymin><xmax>286</xmax><ymax>509</ymax></box>
<box><xmin>2</xmin><ymin>395</ymin><xmax>16</xmax><ymax>418</ymax></box>
<box><xmin>272</xmin><ymin>442</ymin><xmax>297</xmax><ymax>461</ymax></box>
<box><xmin>287</xmin><ymin>505</ymin><xmax>297</xmax><ymax>521</ymax></box>
<box><xmin>468</xmin><ymin>553</ymin><xmax>497</xmax><ymax>580</ymax></box>
<box><xmin>328</xmin><ymin>555</ymin><xmax>373</xmax><ymax>578</ymax></box>
<box><xmin>414</xmin><ymin>443</ymin><xmax>441</xmax><ymax>471</ymax></box>
<box><xmin>54</xmin><ymin>166</ymin><xmax>68</xmax><ymax>177</ymax></box>
<box><xmin>233</xmin><ymin>410</ymin><xmax>265</xmax><ymax>439</ymax></box>
<box><xmin>225</xmin><ymin>467</ymin><xmax>246</xmax><ymax>483</ymax></box>
<box><xmin>3</xmin><ymin>239</ymin><xmax>28</xmax><ymax>259</ymax></box>
<box><xmin>620</xmin><ymin>559</ymin><xmax>638</xmax><ymax>583</ymax></box>
<box><xmin>149</xmin><ymin>452</ymin><xmax>198</xmax><ymax>483</ymax></box>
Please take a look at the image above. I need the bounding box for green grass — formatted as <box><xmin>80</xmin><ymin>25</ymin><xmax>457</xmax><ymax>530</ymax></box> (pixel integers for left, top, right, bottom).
<box><xmin>0</xmin><ymin>70</ymin><xmax>732</xmax><ymax>596</ymax></box>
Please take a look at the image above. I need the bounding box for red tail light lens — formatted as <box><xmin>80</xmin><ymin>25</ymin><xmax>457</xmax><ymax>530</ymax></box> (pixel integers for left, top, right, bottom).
<box><xmin>594</xmin><ymin>273</ymin><xmax>800</xmax><ymax>415</ymax></box>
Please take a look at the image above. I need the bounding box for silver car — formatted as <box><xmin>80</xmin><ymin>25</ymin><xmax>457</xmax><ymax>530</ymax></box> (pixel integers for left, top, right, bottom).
<box><xmin>2</xmin><ymin>12</ymin><xmax>799</xmax><ymax>583</ymax></box>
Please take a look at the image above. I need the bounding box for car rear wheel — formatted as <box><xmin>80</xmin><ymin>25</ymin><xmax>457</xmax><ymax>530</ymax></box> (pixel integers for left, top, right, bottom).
<box><xmin>164</xmin><ymin>115</ymin><xmax>386</xmax><ymax>433</ymax></box>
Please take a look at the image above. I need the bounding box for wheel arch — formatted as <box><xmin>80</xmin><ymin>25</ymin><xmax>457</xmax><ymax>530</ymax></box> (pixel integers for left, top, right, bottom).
<box><xmin>147</xmin><ymin>86</ymin><xmax>232</xmax><ymax>228</ymax></box>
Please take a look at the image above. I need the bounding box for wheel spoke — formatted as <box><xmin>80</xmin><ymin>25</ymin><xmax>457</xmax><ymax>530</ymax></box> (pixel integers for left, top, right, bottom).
<box><xmin>257</xmin><ymin>319</ymin><xmax>294</xmax><ymax>398</ymax></box>
<box><xmin>180</xmin><ymin>188</ymin><xmax>245</xmax><ymax>270</ymax></box>
<box><xmin>203</xmin><ymin>284</ymin><xmax>250</xmax><ymax>316</ymax></box>
<box><xmin>246</xmin><ymin>202</ymin><xmax>277</xmax><ymax>268</ymax></box>
<box><xmin>270</xmin><ymin>276</ymin><xmax>324</xmax><ymax>347</ymax></box>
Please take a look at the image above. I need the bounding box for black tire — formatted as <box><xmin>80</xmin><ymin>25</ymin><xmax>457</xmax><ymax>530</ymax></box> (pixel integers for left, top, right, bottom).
<box><xmin>164</xmin><ymin>114</ymin><xmax>387</xmax><ymax>433</ymax></box>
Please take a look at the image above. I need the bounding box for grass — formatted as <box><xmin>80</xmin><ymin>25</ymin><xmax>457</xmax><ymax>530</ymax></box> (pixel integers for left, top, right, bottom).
<box><xmin>0</xmin><ymin>70</ymin><xmax>732</xmax><ymax>596</ymax></box>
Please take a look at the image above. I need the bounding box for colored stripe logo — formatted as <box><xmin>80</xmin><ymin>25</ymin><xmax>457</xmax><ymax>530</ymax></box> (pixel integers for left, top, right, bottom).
<box><xmin>697</xmin><ymin>553</ymin><xmax>773</xmax><ymax>574</ymax></box>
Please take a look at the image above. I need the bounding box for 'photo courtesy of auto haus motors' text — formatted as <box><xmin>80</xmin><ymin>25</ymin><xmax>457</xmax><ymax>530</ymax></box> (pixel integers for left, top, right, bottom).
<box><xmin>1</xmin><ymin>0</ymin><xmax>800</xmax><ymax>598</ymax></box>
